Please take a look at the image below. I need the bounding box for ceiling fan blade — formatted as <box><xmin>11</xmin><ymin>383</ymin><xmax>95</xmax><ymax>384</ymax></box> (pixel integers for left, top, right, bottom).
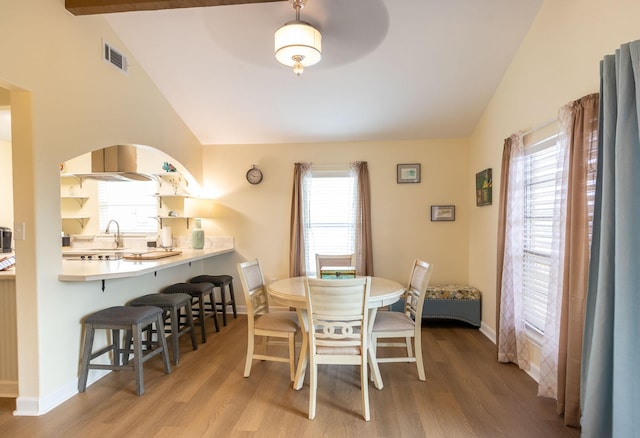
<box><xmin>65</xmin><ymin>0</ymin><xmax>284</xmax><ymax>16</ymax></box>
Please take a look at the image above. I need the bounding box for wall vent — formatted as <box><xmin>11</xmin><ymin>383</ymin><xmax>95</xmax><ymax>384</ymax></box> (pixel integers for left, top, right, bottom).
<box><xmin>103</xmin><ymin>40</ymin><xmax>128</xmax><ymax>74</ymax></box>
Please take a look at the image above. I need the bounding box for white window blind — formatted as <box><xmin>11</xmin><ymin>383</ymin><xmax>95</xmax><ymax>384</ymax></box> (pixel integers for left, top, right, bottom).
<box><xmin>303</xmin><ymin>168</ymin><xmax>356</xmax><ymax>275</ymax></box>
<box><xmin>522</xmin><ymin>134</ymin><xmax>559</xmax><ymax>335</ymax></box>
<box><xmin>98</xmin><ymin>180</ymin><xmax>158</xmax><ymax>233</ymax></box>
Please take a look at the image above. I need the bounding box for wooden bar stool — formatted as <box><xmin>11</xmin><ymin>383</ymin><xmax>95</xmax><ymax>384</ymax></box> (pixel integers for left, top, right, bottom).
<box><xmin>127</xmin><ymin>293</ymin><xmax>198</xmax><ymax>365</ymax></box>
<box><xmin>163</xmin><ymin>282</ymin><xmax>219</xmax><ymax>343</ymax></box>
<box><xmin>189</xmin><ymin>274</ymin><xmax>237</xmax><ymax>326</ymax></box>
<box><xmin>78</xmin><ymin>305</ymin><xmax>171</xmax><ymax>396</ymax></box>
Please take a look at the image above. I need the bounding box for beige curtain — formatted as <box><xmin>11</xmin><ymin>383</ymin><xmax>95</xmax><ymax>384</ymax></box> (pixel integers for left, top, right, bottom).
<box><xmin>289</xmin><ymin>162</ymin><xmax>311</xmax><ymax>277</ymax></box>
<box><xmin>352</xmin><ymin>161</ymin><xmax>374</xmax><ymax>276</ymax></box>
<box><xmin>555</xmin><ymin>93</ymin><xmax>599</xmax><ymax>426</ymax></box>
<box><xmin>495</xmin><ymin>134</ymin><xmax>517</xmax><ymax>339</ymax></box>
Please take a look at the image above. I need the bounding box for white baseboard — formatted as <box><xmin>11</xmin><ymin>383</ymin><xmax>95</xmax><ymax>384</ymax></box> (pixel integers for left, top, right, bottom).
<box><xmin>13</xmin><ymin>370</ymin><xmax>110</xmax><ymax>416</ymax></box>
<box><xmin>479</xmin><ymin>321</ymin><xmax>496</xmax><ymax>344</ymax></box>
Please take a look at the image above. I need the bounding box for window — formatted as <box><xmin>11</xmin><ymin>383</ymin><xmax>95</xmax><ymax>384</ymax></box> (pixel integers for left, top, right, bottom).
<box><xmin>522</xmin><ymin>134</ymin><xmax>559</xmax><ymax>336</ymax></box>
<box><xmin>98</xmin><ymin>180</ymin><xmax>158</xmax><ymax>233</ymax></box>
<box><xmin>303</xmin><ymin>168</ymin><xmax>356</xmax><ymax>275</ymax></box>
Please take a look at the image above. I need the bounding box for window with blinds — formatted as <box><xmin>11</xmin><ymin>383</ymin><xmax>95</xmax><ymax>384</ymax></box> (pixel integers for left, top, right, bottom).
<box><xmin>98</xmin><ymin>180</ymin><xmax>158</xmax><ymax>233</ymax></box>
<box><xmin>522</xmin><ymin>134</ymin><xmax>559</xmax><ymax>336</ymax></box>
<box><xmin>304</xmin><ymin>168</ymin><xmax>356</xmax><ymax>275</ymax></box>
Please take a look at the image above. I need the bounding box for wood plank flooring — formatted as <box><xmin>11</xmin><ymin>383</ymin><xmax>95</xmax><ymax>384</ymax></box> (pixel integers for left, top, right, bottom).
<box><xmin>0</xmin><ymin>317</ymin><xmax>580</xmax><ymax>437</ymax></box>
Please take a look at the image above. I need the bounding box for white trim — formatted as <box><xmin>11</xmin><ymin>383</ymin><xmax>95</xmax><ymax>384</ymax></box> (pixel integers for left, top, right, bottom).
<box><xmin>479</xmin><ymin>321</ymin><xmax>496</xmax><ymax>344</ymax></box>
<box><xmin>13</xmin><ymin>370</ymin><xmax>110</xmax><ymax>416</ymax></box>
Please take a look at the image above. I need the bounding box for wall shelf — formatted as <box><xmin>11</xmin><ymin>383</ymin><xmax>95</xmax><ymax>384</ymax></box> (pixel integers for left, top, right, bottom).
<box><xmin>62</xmin><ymin>217</ymin><xmax>90</xmax><ymax>228</ymax></box>
<box><xmin>61</xmin><ymin>196</ymin><xmax>89</xmax><ymax>207</ymax></box>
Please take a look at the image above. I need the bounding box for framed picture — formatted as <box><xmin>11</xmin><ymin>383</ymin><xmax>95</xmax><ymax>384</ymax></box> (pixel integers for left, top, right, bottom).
<box><xmin>397</xmin><ymin>163</ymin><xmax>421</xmax><ymax>184</ymax></box>
<box><xmin>431</xmin><ymin>205</ymin><xmax>455</xmax><ymax>221</ymax></box>
<box><xmin>476</xmin><ymin>168</ymin><xmax>492</xmax><ymax>206</ymax></box>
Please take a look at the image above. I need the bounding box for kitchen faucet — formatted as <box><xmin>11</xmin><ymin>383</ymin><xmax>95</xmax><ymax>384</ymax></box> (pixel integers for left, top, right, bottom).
<box><xmin>105</xmin><ymin>219</ymin><xmax>123</xmax><ymax>248</ymax></box>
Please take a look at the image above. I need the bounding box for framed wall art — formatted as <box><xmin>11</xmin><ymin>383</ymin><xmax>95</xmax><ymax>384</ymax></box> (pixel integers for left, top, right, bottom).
<box><xmin>397</xmin><ymin>163</ymin><xmax>421</xmax><ymax>184</ymax></box>
<box><xmin>431</xmin><ymin>205</ymin><xmax>455</xmax><ymax>221</ymax></box>
<box><xmin>476</xmin><ymin>168</ymin><xmax>492</xmax><ymax>206</ymax></box>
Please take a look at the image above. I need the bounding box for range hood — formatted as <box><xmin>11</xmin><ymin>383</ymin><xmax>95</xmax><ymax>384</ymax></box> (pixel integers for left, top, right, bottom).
<box><xmin>73</xmin><ymin>145</ymin><xmax>155</xmax><ymax>182</ymax></box>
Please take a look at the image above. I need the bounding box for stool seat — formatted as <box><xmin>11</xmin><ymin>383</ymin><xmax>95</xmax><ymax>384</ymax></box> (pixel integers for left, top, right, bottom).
<box><xmin>128</xmin><ymin>293</ymin><xmax>198</xmax><ymax>365</ymax></box>
<box><xmin>78</xmin><ymin>305</ymin><xmax>171</xmax><ymax>396</ymax></box>
<box><xmin>86</xmin><ymin>305</ymin><xmax>163</xmax><ymax>326</ymax></box>
<box><xmin>190</xmin><ymin>274</ymin><xmax>237</xmax><ymax>326</ymax></box>
<box><xmin>163</xmin><ymin>282</ymin><xmax>219</xmax><ymax>342</ymax></box>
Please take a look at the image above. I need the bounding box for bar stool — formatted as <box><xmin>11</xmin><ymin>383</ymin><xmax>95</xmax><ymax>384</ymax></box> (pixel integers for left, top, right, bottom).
<box><xmin>163</xmin><ymin>282</ymin><xmax>219</xmax><ymax>343</ymax></box>
<box><xmin>78</xmin><ymin>305</ymin><xmax>171</xmax><ymax>396</ymax></box>
<box><xmin>127</xmin><ymin>293</ymin><xmax>198</xmax><ymax>365</ymax></box>
<box><xmin>189</xmin><ymin>274</ymin><xmax>237</xmax><ymax>326</ymax></box>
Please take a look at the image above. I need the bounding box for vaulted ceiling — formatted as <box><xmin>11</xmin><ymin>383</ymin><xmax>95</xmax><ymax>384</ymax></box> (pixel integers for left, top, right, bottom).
<box><xmin>67</xmin><ymin>0</ymin><xmax>543</xmax><ymax>145</ymax></box>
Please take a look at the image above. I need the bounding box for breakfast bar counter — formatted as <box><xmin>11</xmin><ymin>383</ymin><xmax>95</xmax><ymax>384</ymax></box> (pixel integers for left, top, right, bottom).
<box><xmin>59</xmin><ymin>246</ymin><xmax>234</xmax><ymax>282</ymax></box>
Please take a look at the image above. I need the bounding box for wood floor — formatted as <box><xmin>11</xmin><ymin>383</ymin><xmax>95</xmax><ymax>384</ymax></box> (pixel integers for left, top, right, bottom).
<box><xmin>0</xmin><ymin>316</ymin><xmax>580</xmax><ymax>437</ymax></box>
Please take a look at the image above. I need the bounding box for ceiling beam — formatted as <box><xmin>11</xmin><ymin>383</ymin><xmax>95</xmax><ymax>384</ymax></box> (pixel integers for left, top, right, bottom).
<box><xmin>65</xmin><ymin>0</ymin><xmax>284</xmax><ymax>15</ymax></box>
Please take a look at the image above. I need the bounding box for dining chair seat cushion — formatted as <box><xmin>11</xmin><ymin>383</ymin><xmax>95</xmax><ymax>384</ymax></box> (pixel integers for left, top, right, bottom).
<box><xmin>372</xmin><ymin>312</ymin><xmax>415</xmax><ymax>332</ymax></box>
<box><xmin>254</xmin><ymin>311</ymin><xmax>299</xmax><ymax>332</ymax></box>
<box><xmin>86</xmin><ymin>305</ymin><xmax>163</xmax><ymax>326</ymax></box>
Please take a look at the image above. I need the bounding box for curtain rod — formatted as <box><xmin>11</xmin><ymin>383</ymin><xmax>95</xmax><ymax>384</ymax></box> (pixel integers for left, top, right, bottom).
<box><xmin>522</xmin><ymin>116</ymin><xmax>558</xmax><ymax>137</ymax></box>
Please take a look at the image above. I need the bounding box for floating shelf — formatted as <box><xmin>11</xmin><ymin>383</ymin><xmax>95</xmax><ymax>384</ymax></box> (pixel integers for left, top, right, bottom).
<box><xmin>61</xmin><ymin>196</ymin><xmax>89</xmax><ymax>207</ymax></box>
<box><xmin>61</xmin><ymin>217</ymin><xmax>90</xmax><ymax>228</ymax></box>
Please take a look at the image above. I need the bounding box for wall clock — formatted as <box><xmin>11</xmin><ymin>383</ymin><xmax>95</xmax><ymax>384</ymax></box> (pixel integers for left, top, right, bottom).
<box><xmin>246</xmin><ymin>165</ymin><xmax>263</xmax><ymax>185</ymax></box>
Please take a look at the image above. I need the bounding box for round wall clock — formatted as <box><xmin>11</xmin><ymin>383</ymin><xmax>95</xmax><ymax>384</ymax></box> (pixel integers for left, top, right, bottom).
<box><xmin>246</xmin><ymin>165</ymin><xmax>263</xmax><ymax>185</ymax></box>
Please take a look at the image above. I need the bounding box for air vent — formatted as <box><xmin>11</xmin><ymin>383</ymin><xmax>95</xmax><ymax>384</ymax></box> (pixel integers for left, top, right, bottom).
<box><xmin>103</xmin><ymin>40</ymin><xmax>128</xmax><ymax>74</ymax></box>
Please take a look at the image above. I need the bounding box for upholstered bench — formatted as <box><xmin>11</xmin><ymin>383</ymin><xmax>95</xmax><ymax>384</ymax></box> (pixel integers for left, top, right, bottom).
<box><xmin>391</xmin><ymin>284</ymin><xmax>481</xmax><ymax>327</ymax></box>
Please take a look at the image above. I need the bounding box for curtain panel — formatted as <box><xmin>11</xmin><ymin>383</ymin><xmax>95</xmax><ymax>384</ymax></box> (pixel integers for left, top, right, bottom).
<box><xmin>289</xmin><ymin>162</ymin><xmax>311</xmax><ymax>277</ymax></box>
<box><xmin>581</xmin><ymin>40</ymin><xmax>640</xmax><ymax>438</ymax></box>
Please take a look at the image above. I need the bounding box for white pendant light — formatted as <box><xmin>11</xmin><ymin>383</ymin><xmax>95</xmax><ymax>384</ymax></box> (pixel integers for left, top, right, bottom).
<box><xmin>274</xmin><ymin>0</ymin><xmax>321</xmax><ymax>76</ymax></box>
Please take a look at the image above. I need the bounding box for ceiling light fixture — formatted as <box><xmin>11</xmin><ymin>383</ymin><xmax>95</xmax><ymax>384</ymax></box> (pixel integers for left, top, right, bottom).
<box><xmin>274</xmin><ymin>0</ymin><xmax>321</xmax><ymax>76</ymax></box>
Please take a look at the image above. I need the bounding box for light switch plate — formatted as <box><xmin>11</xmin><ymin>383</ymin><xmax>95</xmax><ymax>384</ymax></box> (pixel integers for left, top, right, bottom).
<box><xmin>14</xmin><ymin>221</ymin><xmax>25</xmax><ymax>240</ymax></box>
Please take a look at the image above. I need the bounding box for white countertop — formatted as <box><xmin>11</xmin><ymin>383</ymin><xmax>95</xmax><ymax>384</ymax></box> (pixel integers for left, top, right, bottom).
<box><xmin>58</xmin><ymin>246</ymin><xmax>234</xmax><ymax>282</ymax></box>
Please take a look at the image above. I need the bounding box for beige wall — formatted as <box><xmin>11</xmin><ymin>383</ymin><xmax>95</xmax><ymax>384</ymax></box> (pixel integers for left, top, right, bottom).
<box><xmin>468</xmin><ymin>0</ymin><xmax>640</xmax><ymax>342</ymax></box>
<box><xmin>202</xmin><ymin>139</ymin><xmax>470</xmax><ymax>288</ymax></box>
<box><xmin>0</xmin><ymin>0</ymin><xmax>207</xmax><ymax>415</ymax></box>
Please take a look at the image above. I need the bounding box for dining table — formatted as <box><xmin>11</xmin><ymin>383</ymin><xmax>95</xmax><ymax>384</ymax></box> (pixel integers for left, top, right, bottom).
<box><xmin>267</xmin><ymin>275</ymin><xmax>405</xmax><ymax>391</ymax></box>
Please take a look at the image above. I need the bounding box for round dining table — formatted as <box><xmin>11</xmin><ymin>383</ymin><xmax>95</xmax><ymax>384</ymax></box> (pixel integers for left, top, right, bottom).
<box><xmin>267</xmin><ymin>276</ymin><xmax>405</xmax><ymax>390</ymax></box>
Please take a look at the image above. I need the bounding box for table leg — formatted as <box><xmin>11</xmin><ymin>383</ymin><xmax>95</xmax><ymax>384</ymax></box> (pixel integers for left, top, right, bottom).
<box><xmin>367</xmin><ymin>307</ymin><xmax>384</xmax><ymax>390</ymax></box>
<box><xmin>293</xmin><ymin>307</ymin><xmax>309</xmax><ymax>390</ymax></box>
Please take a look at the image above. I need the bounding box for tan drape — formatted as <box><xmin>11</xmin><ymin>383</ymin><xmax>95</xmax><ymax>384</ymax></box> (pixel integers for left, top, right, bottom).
<box><xmin>352</xmin><ymin>161</ymin><xmax>374</xmax><ymax>276</ymax></box>
<box><xmin>495</xmin><ymin>134</ymin><xmax>517</xmax><ymax>345</ymax></box>
<box><xmin>556</xmin><ymin>93</ymin><xmax>599</xmax><ymax>426</ymax></box>
<box><xmin>289</xmin><ymin>162</ymin><xmax>311</xmax><ymax>277</ymax></box>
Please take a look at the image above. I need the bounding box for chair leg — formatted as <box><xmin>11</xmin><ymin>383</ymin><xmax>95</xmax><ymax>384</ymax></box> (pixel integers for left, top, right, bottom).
<box><xmin>361</xmin><ymin>356</ymin><xmax>370</xmax><ymax>421</ymax></box>
<box><xmin>244</xmin><ymin>331</ymin><xmax>255</xmax><ymax>377</ymax></box>
<box><xmin>309</xmin><ymin>359</ymin><xmax>317</xmax><ymax>420</ymax></box>
<box><xmin>414</xmin><ymin>331</ymin><xmax>425</xmax><ymax>381</ymax></box>
<box><xmin>288</xmin><ymin>332</ymin><xmax>296</xmax><ymax>382</ymax></box>
<box><xmin>406</xmin><ymin>335</ymin><xmax>414</xmax><ymax>357</ymax></box>
<box><xmin>78</xmin><ymin>324</ymin><xmax>95</xmax><ymax>392</ymax></box>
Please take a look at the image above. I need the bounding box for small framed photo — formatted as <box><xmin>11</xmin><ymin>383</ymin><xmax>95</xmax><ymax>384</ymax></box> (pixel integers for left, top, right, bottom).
<box><xmin>397</xmin><ymin>163</ymin><xmax>421</xmax><ymax>184</ymax></box>
<box><xmin>431</xmin><ymin>205</ymin><xmax>455</xmax><ymax>221</ymax></box>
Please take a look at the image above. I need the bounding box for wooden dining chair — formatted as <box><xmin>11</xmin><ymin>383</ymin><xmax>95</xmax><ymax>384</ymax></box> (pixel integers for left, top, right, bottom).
<box><xmin>237</xmin><ymin>259</ymin><xmax>300</xmax><ymax>382</ymax></box>
<box><xmin>304</xmin><ymin>276</ymin><xmax>372</xmax><ymax>421</ymax></box>
<box><xmin>371</xmin><ymin>259</ymin><xmax>433</xmax><ymax>381</ymax></box>
<box><xmin>314</xmin><ymin>253</ymin><xmax>356</xmax><ymax>276</ymax></box>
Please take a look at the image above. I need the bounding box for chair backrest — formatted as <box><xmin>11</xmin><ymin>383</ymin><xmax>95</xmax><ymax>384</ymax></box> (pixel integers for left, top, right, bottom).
<box><xmin>404</xmin><ymin>259</ymin><xmax>433</xmax><ymax>320</ymax></box>
<box><xmin>305</xmin><ymin>277</ymin><xmax>371</xmax><ymax>351</ymax></box>
<box><xmin>315</xmin><ymin>253</ymin><xmax>356</xmax><ymax>276</ymax></box>
<box><xmin>237</xmin><ymin>259</ymin><xmax>270</xmax><ymax>320</ymax></box>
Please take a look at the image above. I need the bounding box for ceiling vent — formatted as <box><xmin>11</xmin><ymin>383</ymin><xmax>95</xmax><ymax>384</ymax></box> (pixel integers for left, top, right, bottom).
<box><xmin>103</xmin><ymin>40</ymin><xmax>128</xmax><ymax>74</ymax></box>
